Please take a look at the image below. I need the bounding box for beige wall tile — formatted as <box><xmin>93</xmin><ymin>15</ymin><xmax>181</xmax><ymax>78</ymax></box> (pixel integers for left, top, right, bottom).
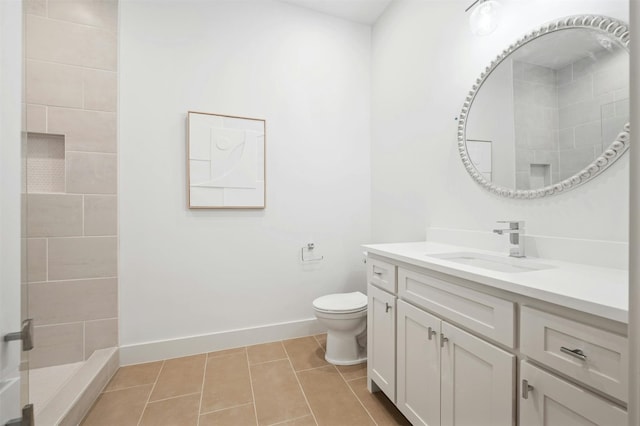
<box><xmin>84</xmin><ymin>195</ymin><xmax>117</xmax><ymax>236</ymax></box>
<box><xmin>26</xmin><ymin>15</ymin><xmax>117</xmax><ymax>71</ymax></box>
<box><xmin>27</xmin><ymin>238</ymin><xmax>46</xmax><ymax>282</ymax></box>
<box><xmin>250</xmin><ymin>359</ymin><xmax>310</xmax><ymax>425</ymax></box>
<box><xmin>85</xmin><ymin>318</ymin><xmax>118</xmax><ymax>358</ymax></box>
<box><xmin>81</xmin><ymin>385</ymin><xmax>152</xmax><ymax>426</ymax></box>
<box><xmin>48</xmin><ymin>237</ymin><xmax>117</xmax><ymax>280</ymax></box>
<box><xmin>66</xmin><ymin>152</ymin><xmax>117</xmax><ymax>194</ymax></box>
<box><xmin>105</xmin><ymin>361</ymin><xmax>163</xmax><ymax>392</ymax></box>
<box><xmin>27</xmin><ymin>194</ymin><xmax>83</xmax><ymax>237</ymax></box>
<box><xmin>30</xmin><ymin>322</ymin><xmax>84</xmax><ymax>368</ymax></box>
<box><xmin>201</xmin><ymin>353</ymin><xmax>252</xmax><ymax>413</ymax></box>
<box><xmin>84</xmin><ymin>69</ymin><xmax>117</xmax><ymax>112</ymax></box>
<box><xmin>49</xmin><ymin>108</ymin><xmax>116</xmax><ymax>153</ymax></box>
<box><xmin>26</xmin><ymin>104</ymin><xmax>47</xmax><ymax>133</ymax></box>
<box><xmin>26</xmin><ymin>60</ymin><xmax>83</xmax><ymax>108</ymax></box>
<box><xmin>29</xmin><ymin>278</ymin><xmax>117</xmax><ymax>325</ymax></box>
<box><xmin>150</xmin><ymin>355</ymin><xmax>206</xmax><ymax>402</ymax></box>
<box><xmin>48</xmin><ymin>0</ymin><xmax>118</xmax><ymax>30</ymax></box>
<box><xmin>297</xmin><ymin>366</ymin><xmax>374</xmax><ymax>426</ymax></box>
<box><xmin>199</xmin><ymin>404</ymin><xmax>257</xmax><ymax>426</ymax></box>
<box><xmin>25</xmin><ymin>0</ymin><xmax>47</xmax><ymax>16</ymax></box>
<box><xmin>283</xmin><ymin>337</ymin><xmax>328</xmax><ymax>371</ymax></box>
<box><xmin>140</xmin><ymin>393</ymin><xmax>200</xmax><ymax>426</ymax></box>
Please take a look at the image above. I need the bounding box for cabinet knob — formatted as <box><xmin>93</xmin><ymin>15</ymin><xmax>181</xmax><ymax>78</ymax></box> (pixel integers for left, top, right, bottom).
<box><xmin>440</xmin><ymin>333</ymin><xmax>448</xmax><ymax>348</ymax></box>
<box><xmin>522</xmin><ymin>379</ymin><xmax>534</xmax><ymax>399</ymax></box>
<box><xmin>427</xmin><ymin>327</ymin><xmax>437</xmax><ymax>340</ymax></box>
<box><xmin>385</xmin><ymin>302</ymin><xmax>392</xmax><ymax>313</ymax></box>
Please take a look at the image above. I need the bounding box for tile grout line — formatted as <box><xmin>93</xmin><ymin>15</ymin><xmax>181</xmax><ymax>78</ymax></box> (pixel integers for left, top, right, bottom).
<box><xmin>102</xmin><ymin>382</ymin><xmax>155</xmax><ymax>394</ymax></box>
<box><xmin>248</xmin><ymin>356</ymin><xmax>289</xmax><ymax>367</ymax></box>
<box><xmin>199</xmin><ymin>401</ymin><xmax>253</xmax><ymax>417</ymax></box>
<box><xmin>267</xmin><ymin>414</ymin><xmax>314</xmax><ymax>426</ymax></box>
<box><xmin>283</xmin><ymin>341</ymin><xmax>319</xmax><ymax>426</ymax></box>
<box><xmin>337</xmin><ymin>365</ymin><xmax>380</xmax><ymax>426</ymax></box>
<box><xmin>196</xmin><ymin>352</ymin><xmax>209</xmax><ymax>426</ymax></box>
<box><xmin>244</xmin><ymin>347</ymin><xmax>259</xmax><ymax>426</ymax></box>
<box><xmin>135</xmin><ymin>360</ymin><xmax>165</xmax><ymax>426</ymax></box>
<box><xmin>143</xmin><ymin>391</ymin><xmax>201</xmax><ymax>405</ymax></box>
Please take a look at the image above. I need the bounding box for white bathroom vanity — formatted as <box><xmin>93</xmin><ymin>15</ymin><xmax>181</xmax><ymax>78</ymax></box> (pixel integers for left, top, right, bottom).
<box><xmin>364</xmin><ymin>241</ymin><xmax>628</xmax><ymax>426</ymax></box>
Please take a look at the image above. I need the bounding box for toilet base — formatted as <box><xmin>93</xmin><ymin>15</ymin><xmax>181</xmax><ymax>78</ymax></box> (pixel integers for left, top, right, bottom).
<box><xmin>324</xmin><ymin>329</ymin><xmax>367</xmax><ymax>365</ymax></box>
<box><xmin>325</xmin><ymin>353</ymin><xmax>367</xmax><ymax>366</ymax></box>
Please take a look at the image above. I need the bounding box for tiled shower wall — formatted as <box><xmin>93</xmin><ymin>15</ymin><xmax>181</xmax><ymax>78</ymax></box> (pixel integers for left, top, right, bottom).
<box><xmin>24</xmin><ymin>0</ymin><xmax>118</xmax><ymax>369</ymax></box>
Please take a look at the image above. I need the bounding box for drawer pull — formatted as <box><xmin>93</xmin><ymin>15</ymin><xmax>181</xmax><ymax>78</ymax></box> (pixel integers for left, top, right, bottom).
<box><xmin>427</xmin><ymin>326</ymin><xmax>437</xmax><ymax>340</ymax></box>
<box><xmin>385</xmin><ymin>302</ymin><xmax>392</xmax><ymax>313</ymax></box>
<box><xmin>522</xmin><ymin>379</ymin><xmax>534</xmax><ymax>399</ymax></box>
<box><xmin>560</xmin><ymin>347</ymin><xmax>587</xmax><ymax>361</ymax></box>
<box><xmin>373</xmin><ymin>270</ymin><xmax>383</xmax><ymax>276</ymax></box>
<box><xmin>440</xmin><ymin>333</ymin><xmax>448</xmax><ymax>348</ymax></box>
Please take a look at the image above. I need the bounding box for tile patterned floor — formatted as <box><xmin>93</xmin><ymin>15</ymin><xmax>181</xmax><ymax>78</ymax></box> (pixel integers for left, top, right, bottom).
<box><xmin>81</xmin><ymin>334</ymin><xmax>410</xmax><ymax>426</ymax></box>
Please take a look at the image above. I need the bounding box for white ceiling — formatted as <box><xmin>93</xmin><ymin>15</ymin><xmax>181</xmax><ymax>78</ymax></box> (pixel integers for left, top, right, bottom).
<box><xmin>280</xmin><ymin>0</ymin><xmax>393</xmax><ymax>25</ymax></box>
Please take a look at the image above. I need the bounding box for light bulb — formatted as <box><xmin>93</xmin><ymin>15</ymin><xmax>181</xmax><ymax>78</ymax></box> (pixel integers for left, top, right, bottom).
<box><xmin>469</xmin><ymin>0</ymin><xmax>501</xmax><ymax>36</ymax></box>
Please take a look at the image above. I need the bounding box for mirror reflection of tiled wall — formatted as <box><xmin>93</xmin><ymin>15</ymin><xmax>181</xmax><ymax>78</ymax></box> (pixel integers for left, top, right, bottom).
<box><xmin>24</xmin><ymin>0</ymin><xmax>118</xmax><ymax>369</ymax></box>
<box><xmin>513</xmin><ymin>49</ymin><xmax>629</xmax><ymax>190</ymax></box>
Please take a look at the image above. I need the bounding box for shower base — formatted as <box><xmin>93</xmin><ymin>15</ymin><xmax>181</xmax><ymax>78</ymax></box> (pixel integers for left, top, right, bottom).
<box><xmin>30</xmin><ymin>347</ymin><xmax>118</xmax><ymax>425</ymax></box>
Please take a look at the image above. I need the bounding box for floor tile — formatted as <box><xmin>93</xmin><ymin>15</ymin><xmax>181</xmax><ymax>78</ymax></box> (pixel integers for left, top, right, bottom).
<box><xmin>247</xmin><ymin>341</ymin><xmax>287</xmax><ymax>365</ymax></box>
<box><xmin>347</xmin><ymin>378</ymin><xmax>411</xmax><ymax>426</ymax></box>
<box><xmin>283</xmin><ymin>337</ymin><xmax>328</xmax><ymax>371</ymax></box>
<box><xmin>313</xmin><ymin>334</ymin><xmax>327</xmax><ymax>352</ymax></box>
<box><xmin>201</xmin><ymin>352</ymin><xmax>253</xmax><ymax>413</ymax></box>
<box><xmin>337</xmin><ymin>362</ymin><xmax>367</xmax><ymax>381</ymax></box>
<box><xmin>297</xmin><ymin>366</ymin><xmax>374</xmax><ymax>426</ymax></box>
<box><xmin>139</xmin><ymin>393</ymin><xmax>200</xmax><ymax>426</ymax></box>
<box><xmin>273</xmin><ymin>415</ymin><xmax>317</xmax><ymax>425</ymax></box>
<box><xmin>81</xmin><ymin>385</ymin><xmax>151</xmax><ymax>426</ymax></box>
<box><xmin>149</xmin><ymin>354</ymin><xmax>206</xmax><ymax>402</ymax></box>
<box><xmin>105</xmin><ymin>361</ymin><xmax>163</xmax><ymax>392</ymax></box>
<box><xmin>208</xmin><ymin>347</ymin><xmax>246</xmax><ymax>359</ymax></box>
<box><xmin>251</xmin><ymin>359</ymin><xmax>311</xmax><ymax>425</ymax></box>
<box><xmin>199</xmin><ymin>403</ymin><xmax>257</xmax><ymax>426</ymax></box>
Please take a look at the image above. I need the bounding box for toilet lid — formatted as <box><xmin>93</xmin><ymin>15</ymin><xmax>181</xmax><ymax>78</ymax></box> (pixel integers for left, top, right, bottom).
<box><xmin>313</xmin><ymin>291</ymin><xmax>367</xmax><ymax>313</ymax></box>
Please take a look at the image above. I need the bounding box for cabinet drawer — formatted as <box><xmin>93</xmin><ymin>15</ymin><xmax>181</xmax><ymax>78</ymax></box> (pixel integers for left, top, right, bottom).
<box><xmin>398</xmin><ymin>268</ymin><xmax>514</xmax><ymax>347</ymax></box>
<box><xmin>520</xmin><ymin>361</ymin><xmax>627</xmax><ymax>426</ymax></box>
<box><xmin>520</xmin><ymin>306</ymin><xmax>628</xmax><ymax>402</ymax></box>
<box><xmin>367</xmin><ymin>258</ymin><xmax>397</xmax><ymax>293</ymax></box>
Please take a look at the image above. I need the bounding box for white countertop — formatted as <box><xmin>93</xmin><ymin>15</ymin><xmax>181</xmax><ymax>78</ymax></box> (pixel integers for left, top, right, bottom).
<box><xmin>363</xmin><ymin>241</ymin><xmax>628</xmax><ymax>323</ymax></box>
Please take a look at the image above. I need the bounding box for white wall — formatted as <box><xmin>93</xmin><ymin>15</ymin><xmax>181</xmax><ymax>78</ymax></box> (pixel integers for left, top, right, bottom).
<box><xmin>371</xmin><ymin>0</ymin><xmax>629</xmax><ymax>250</ymax></box>
<box><xmin>119</xmin><ymin>0</ymin><xmax>371</xmax><ymax>349</ymax></box>
<box><xmin>0</xmin><ymin>0</ymin><xmax>23</xmax><ymax>422</ymax></box>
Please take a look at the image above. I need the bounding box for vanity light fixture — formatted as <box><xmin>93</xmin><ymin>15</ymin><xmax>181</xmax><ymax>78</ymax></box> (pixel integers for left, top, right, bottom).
<box><xmin>466</xmin><ymin>0</ymin><xmax>501</xmax><ymax>36</ymax></box>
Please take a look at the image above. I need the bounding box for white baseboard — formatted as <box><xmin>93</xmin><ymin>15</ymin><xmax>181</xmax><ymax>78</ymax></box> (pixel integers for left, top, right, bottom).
<box><xmin>427</xmin><ymin>227</ymin><xmax>628</xmax><ymax>270</ymax></box>
<box><xmin>119</xmin><ymin>318</ymin><xmax>325</xmax><ymax>366</ymax></box>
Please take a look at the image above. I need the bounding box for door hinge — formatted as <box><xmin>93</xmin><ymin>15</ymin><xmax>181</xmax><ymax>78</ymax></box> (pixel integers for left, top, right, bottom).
<box><xmin>3</xmin><ymin>319</ymin><xmax>34</xmax><ymax>352</ymax></box>
<box><xmin>5</xmin><ymin>404</ymin><xmax>34</xmax><ymax>426</ymax></box>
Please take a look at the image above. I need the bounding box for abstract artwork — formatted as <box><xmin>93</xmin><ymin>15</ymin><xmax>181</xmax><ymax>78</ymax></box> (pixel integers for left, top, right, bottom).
<box><xmin>187</xmin><ymin>111</ymin><xmax>266</xmax><ymax>208</ymax></box>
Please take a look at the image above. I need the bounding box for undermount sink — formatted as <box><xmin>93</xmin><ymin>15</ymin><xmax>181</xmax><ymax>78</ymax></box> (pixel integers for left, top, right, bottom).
<box><xmin>426</xmin><ymin>252</ymin><xmax>554</xmax><ymax>273</ymax></box>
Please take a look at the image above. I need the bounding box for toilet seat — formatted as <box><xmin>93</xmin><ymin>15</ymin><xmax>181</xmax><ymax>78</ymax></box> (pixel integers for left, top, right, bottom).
<box><xmin>312</xmin><ymin>291</ymin><xmax>367</xmax><ymax>314</ymax></box>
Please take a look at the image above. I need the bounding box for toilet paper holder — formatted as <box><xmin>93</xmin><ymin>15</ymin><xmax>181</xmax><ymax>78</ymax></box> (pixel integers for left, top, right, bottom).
<box><xmin>301</xmin><ymin>243</ymin><xmax>324</xmax><ymax>262</ymax></box>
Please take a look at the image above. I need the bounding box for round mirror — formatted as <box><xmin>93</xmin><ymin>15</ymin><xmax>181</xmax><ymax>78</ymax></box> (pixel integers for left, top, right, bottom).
<box><xmin>458</xmin><ymin>16</ymin><xmax>630</xmax><ymax>198</ymax></box>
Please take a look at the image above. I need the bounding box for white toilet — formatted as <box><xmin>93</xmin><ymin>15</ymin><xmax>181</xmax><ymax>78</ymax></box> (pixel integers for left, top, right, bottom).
<box><xmin>312</xmin><ymin>291</ymin><xmax>367</xmax><ymax>365</ymax></box>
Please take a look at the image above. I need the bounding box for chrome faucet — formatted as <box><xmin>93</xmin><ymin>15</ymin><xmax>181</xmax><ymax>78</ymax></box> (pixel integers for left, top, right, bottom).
<box><xmin>493</xmin><ymin>221</ymin><xmax>525</xmax><ymax>258</ymax></box>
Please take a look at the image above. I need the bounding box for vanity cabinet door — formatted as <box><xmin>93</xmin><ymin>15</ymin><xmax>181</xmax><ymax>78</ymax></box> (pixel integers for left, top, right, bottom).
<box><xmin>367</xmin><ymin>283</ymin><xmax>396</xmax><ymax>402</ymax></box>
<box><xmin>520</xmin><ymin>361</ymin><xmax>627</xmax><ymax>426</ymax></box>
<box><xmin>440</xmin><ymin>322</ymin><xmax>514</xmax><ymax>426</ymax></box>
<box><xmin>397</xmin><ymin>300</ymin><xmax>441</xmax><ymax>426</ymax></box>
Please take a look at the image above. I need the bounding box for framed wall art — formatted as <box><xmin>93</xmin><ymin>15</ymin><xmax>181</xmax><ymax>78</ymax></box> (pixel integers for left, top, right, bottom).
<box><xmin>187</xmin><ymin>111</ymin><xmax>266</xmax><ymax>208</ymax></box>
